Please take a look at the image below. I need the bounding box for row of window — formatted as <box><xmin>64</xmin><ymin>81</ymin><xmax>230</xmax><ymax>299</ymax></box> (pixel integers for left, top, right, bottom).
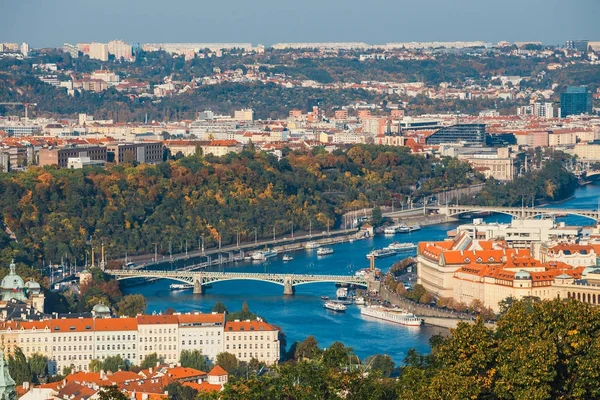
<box><xmin>226</xmin><ymin>343</ymin><xmax>270</xmax><ymax>350</ymax></box>
<box><xmin>182</xmin><ymin>340</ymin><xmax>219</xmax><ymax>346</ymax></box>
<box><xmin>227</xmin><ymin>335</ymin><xmax>269</xmax><ymax>341</ymax></box>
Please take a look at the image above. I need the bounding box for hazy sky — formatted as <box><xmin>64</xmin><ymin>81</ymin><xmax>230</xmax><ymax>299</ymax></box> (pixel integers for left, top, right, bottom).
<box><xmin>3</xmin><ymin>0</ymin><xmax>599</xmax><ymax>48</ymax></box>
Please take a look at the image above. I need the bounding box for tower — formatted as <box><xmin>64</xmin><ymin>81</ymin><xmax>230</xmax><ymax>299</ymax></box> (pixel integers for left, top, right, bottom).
<box><xmin>0</xmin><ymin>337</ymin><xmax>15</xmax><ymax>400</ymax></box>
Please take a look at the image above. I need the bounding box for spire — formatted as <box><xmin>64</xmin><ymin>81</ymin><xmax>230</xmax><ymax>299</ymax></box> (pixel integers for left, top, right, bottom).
<box><xmin>8</xmin><ymin>261</ymin><xmax>15</xmax><ymax>276</ymax></box>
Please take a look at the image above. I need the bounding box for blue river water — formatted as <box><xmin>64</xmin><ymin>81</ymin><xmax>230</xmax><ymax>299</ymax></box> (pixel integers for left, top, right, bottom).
<box><xmin>123</xmin><ymin>183</ymin><xmax>600</xmax><ymax>364</ymax></box>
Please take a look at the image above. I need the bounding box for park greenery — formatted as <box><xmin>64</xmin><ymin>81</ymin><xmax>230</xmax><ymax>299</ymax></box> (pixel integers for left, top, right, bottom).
<box><xmin>0</xmin><ymin>145</ymin><xmax>482</xmax><ymax>270</ymax></box>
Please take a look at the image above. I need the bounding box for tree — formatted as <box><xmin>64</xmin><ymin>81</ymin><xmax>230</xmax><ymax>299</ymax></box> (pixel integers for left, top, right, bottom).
<box><xmin>89</xmin><ymin>359</ymin><xmax>103</xmax><ymax>373</ymax></box>
<box><xmin>103</xmin><ymin>355</ymin><xmax>127</xmax><ymax>373</ymax></box>
<box><xmin>140</xmin><ymin>353</ymin><xmax>161</xmax><ymax>369</ymax></box>
<box><xmin>180</xmin><ymin>350</ymin><xmax>211</xmax><ymax>372</ymax></box>
<box><xmin>98</xmin><ymin>386</ymin><xmax>129</xmax><ymax>400</ymax></box>
<box><xmin>371</xmin><ymin>206</ymin><xmax>383</xmax><ymax>227</ymax></box>
<box><xmin>8</xmin><ymin>348</ymin><xmax>32</xmax><ymax>386</ymax></box>
<box><xmin>215</xmin><ymin>352</ymin><xmax>238</xmax><ymax>373</ymax></box>
<box><xmin>115</xmin><ymin>294</ymin><xmax>146</xmax><ymax>317</ymax></box>
<box><xmin>212</xmin><ymin>302</ymin><xmax>228</xmax><ymax>313</ymax></box>
<box><xmin>294</xmin><ymin>336</ymin><xmax>321</xmax><ymax>360</ymax></box>
<box><xmin>164</xmin><ymin>307</ymin><xmax>176</xmax><ymax>315</ymax></box>
<box><xmin>322</xmin><ymin>341</ymin><xmax>353</xmax><ymax>369</ymax></box>
<box><xmin>365</xmin><ymin>354</ymin><xmax>395</xmax><ymax>378</ymax></box>
<box><xmin>28</xmin><ymin>353</ymin><xmax>47</xmax><ymax>383</ymax></box>
<box><xmin>164</xmin><ymin>382</ymin><xmax>198</xmax><ymax>400</ymax></box>
<box><xmin>239</xmin><ymin>301</ymin><xmax>252</xmax><ymax>320</ymax></box>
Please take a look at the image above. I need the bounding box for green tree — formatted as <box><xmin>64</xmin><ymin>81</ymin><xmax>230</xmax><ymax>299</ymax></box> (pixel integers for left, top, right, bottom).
<box><xmin>89</xmin><ymin>359</ymin><xmax>103</xmax><ymax>373</ymax></box>
<box><xmin>8</xmin><ymin>348</ymin><xmax>32</xmax><ymax>386</ymax></box>
<box><xmin>322</xmin><ymin>341</ymin><xmax>353</xmax><ymax>369</ymax></box>
<box><xmin>371</xmin><ymin>206</ymin><xmax>383</xmax><ymax>227</ymax></box>
<box><xmin>102</xmin><ymin>355</ymin><xmax>127</xmax><ymax>373</ymax></box>
<box><xmin>164</xmin><ymin>382</ymin><xmax>198</xmax><ymax>400</ymax></box>
<box><xmin>215</xmin><ymin>352</ymin><xmax>238</xmax><ymax>373</ymax></box>
<box><xmin>28</xmin><ymin>353</ymin><xmax>47</xmax><ymax>383</ymax></box>
<box><xmin>365</xmin><ymin>354</ymin><xmax>395</xmax><ymax>378</ymax></box>
<box><xmin>180</xmin><ymin>350</ymin><xmax>211</xmax><ymax>371</ymax></box>
<box><xmin>294</xmin><ymin>336</ymin><xmax>322</xmax><ymax>360</ymax></box>
<box><xmin>212</xmin><ymin>302</ymin><xmax>228</xmax><ymax>313</ymax></box>
<box><xmin>140</xmin><ymin>353</ymin><xmax>161</xmax><ymax>369</ymax></box>
<box><xmin>115</xmin><ymin>294</ymin><xmax>146</xmax><ymax>317</ymax></box>
<box><xmin>98</xmin><ymin>386</ymin><xmax>129</xmax><ymax>400</ymax></box>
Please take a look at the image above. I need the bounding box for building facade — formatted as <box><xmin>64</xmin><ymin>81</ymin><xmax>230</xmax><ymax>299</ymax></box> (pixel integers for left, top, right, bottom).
<box><xmin>425</xmin><ymin>124</ymin><xmax>486</xmax><ymax>145</ymax></box>
<box><xmin>561</xmin><ymin>86</ymin><xmax>593</xmax><ymax>118</ymax></box>
<box><xmin>224</xmin><ymin>320</ymin><xmax>280</xmax><ymax>365</ymax></box>
<box><xmin>39</xmin><ymin>146</ymin><xmax>107</xmax><ymax>168</ymax></box>
<box><xmin>106</xmin><ymin>142</ymin><xmax>163</xmax><ymax>164</ymax></box>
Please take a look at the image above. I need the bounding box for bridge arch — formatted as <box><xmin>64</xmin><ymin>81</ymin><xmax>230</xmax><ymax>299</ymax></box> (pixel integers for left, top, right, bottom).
<box><xmin>446</xmin><ymin>209</ymin><xmax>520</xmax><ymax>219</ymax></box>
<box><xmin>115</xmin><ymin>275</ymin><xmax>193</xmax><ymax>285</ymax></box>
<box><xmin>529</xmin><ymin>211</ymin><xmax>599</xmax><ymax>222</ymax></box>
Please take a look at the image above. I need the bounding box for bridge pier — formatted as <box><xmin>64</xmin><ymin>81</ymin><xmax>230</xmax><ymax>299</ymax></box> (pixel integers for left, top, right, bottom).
<box><xmin>193</xmin><ymin>277</ymin><xmax>204</xmax><ymax>294</ymax></box>
<box><xmin>283</xmin><ymin>276</ymin><xmax>295</xmax><ymax>295</ymax></box>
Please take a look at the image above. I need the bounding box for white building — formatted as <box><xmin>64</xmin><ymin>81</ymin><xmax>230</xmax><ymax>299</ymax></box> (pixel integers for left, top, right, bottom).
<box><xmin>108</xmin><ymin>40</ymin><xmax>133</xmax><ymax>61</ymax></box>
<box><xmin>136</xmin><ymin>315</ymin><xmax>179</xmax><ymax>364</ymax></box>
<box><xmin>234</xmin><ymin>109</ymin><xmax>254</xmax><ymax>121</ymax></box>
<box><xmin>178</xmin><ymin>313</ymin><xmax>225</xmax><ymax>361</ymax></box>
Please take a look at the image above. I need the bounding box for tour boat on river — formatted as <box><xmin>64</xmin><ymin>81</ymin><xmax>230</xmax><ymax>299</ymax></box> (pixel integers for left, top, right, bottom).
<box><xmin>252</xmin><ymin>249</ymin><xmax>278</xmax><ymax>261</ymax></box>
<box><xmin>360</xmin><ymin>305</ymin><xmax>423</xmax><ymax>326</ymax></box>
<box><xmin>169</xmin><ymin>283</ymin><xmax>194</xmax><ymax>291</ymax></box>
<box><xmin>317</xmin><ymin>247</ymin><xmax>334</xmax><ymax>256</ymax></box>
<box><xmin>324</xmin><ymin>301</ymin><xmax>346</xmax><ymax>312</ymax></box>
<box><xmin>387</xmin><ymin>242</ymin><xmax>417</xmax><ymax>252</ymax></box>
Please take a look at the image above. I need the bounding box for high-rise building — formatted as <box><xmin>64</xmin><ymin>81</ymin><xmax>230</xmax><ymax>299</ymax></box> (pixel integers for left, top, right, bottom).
<box><xmin>20</xmin><ymin>42</ymin><xmax>29</xmax><ymax>57</ymax></box>
<box><xmin>108</xmin><ymin>40</ymin><xmax>133</xmax><ymax>61</ymax></box>
<box><xmin>566</xmin><ymin>40</ymin><xmax>589</xmax><ymax>52</ymax></box>
<box><xmin>560</xmin><ymin>86</ymin><xmax>593</xmax><ymax>118</ymax></box>
<box><xmin>425</xmin><ymin>124</ymin><xmax>486</xmax><ymax>145</ymax></box>
<box><xmin>89</xmin><ymin>42</ymin><xmax>109</xmax><ymax>61</ymax></box>
<box><xmin>63</xmin><ymin>43</ymin><xmax>79</xmax><ymax>58</ymax></box>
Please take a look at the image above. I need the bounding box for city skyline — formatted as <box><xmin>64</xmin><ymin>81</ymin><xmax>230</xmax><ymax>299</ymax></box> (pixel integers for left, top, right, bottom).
<box><xmin>3</xmin><ymin>0</ymin><xmax>599</xmax><ymax>48</ymax></box>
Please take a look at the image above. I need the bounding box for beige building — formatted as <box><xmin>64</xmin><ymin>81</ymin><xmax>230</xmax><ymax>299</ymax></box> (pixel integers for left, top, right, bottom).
<box><xmin>178</xmin><ymin>313</ymin><xmax>225</xmax><ymax>361</ymax></box>
<box><xmin>417</xmin><ymin>234</ymin><xmax>530</xmax><ymax>298</ymax></box>
<box><xmin>89</xmin><ymin>43</ymin><xmax>109</xmax><ymax>61</ymax></box>
<box><xmin>39</xmin><ymin>145</ymin><xmax>107</xmax><ymax>168</ymax></box>
<box><xmin>201</xmin><ymin>140</ymin><xmax>243</xmax><ymax>157</ymax></box>
<box><xmin>233</xmin><ymin>109</ymin><xmax>254</xmax><ymax>121</ymax></box>
<box><xmin>460</xmin><ymin>148</ymin><xmax>517</xmax><ymax>181</ymax></box>
<box><xmin>108</xmin><ymin>40</ymin><xmax>133</xmax><ymax>61</ymax></box>
<box><xmin>224</xmin><ymin>320</ymin><xmax>280</xmax><ymax>365</ymax></box>
<box><xmin>573</xmin><ymin>143</ymin><xmax>600</xmax><ymax>160</ymax></box>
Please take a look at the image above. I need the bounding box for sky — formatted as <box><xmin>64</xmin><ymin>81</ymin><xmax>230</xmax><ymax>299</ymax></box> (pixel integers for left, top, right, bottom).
<box><xmin>2</xmin><ymin>0</ymin><xmax>599</xmax><ymax>48</ymax></box>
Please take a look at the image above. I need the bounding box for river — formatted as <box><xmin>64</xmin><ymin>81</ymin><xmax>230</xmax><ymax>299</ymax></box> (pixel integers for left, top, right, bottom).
<box><xmin>123</xmin><ymin>183</ymin><xmax>600</xmax><ymax>364</ymax></box>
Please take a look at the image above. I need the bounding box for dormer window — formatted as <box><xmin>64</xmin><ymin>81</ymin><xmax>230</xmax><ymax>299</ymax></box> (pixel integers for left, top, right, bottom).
<box><xmin>464</xmin><ymin>258</ymin><xmax>470</xmax><ymax>263</ymax></box>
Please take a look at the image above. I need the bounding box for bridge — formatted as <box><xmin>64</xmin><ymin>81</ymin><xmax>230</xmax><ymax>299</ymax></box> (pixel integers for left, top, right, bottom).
<box><xmin>106</xmin><ymin>269</ymin><xmax>373</xmax><ymax>295</ymax></box>
<box><xmin>384</xmin><ymin>204</ymin><xmax>600</xmax><ymax>221</ymax></box>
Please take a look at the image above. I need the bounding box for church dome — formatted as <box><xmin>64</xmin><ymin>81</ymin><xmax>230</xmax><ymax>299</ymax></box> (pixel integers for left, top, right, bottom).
<box><xmin>24</xmin><ymin>280</ymin><xmax>41</xmax><ymax>292</ymax></box>
<box><xmin>1</xmin><ymin>260</ymin><xmax>24</xmax><ymax>291</ymax></box>
<box><xmin>92</xmin><ymin>303</ymin><xmax>111</xmax><ymax>317</ymax></box>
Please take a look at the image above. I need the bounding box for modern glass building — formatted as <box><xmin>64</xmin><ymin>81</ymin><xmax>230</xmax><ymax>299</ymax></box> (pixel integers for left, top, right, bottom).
<box><xmin>561</xmin><ymin>86</ymin><xmax>593</xmax><ymax>118</ymax></box>
<box><xmin>425</xmin><ymin>123</ymin><xmax>486</xmax><ymax>145</ymax></box>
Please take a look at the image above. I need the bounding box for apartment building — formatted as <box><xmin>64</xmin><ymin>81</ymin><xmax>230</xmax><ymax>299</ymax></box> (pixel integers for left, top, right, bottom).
<box><xmin>178</xmin><ymin>313</ymin><xmax>226</xmax><ymax>361</ymax></box>
<box><xmin>39</xmin><ymin>145</ymin><xmax>107</xmax><ymax>168</ymax></box>
<box><xmin>137</xmin><ymin>315</ymin><xmax>179</xmax><ymax>364</ymax></box>
<box><xmin>224</xmin><ymin>320</ymin><xmax>280</xmax><ymax>365</ymax></box>
<box><xmin>0</xmin><ymin>312</ymin><xmax>280</xmax><ymax>376</ymax></box>
<box><xmin>106</xmin><ymin>142</ymin><xmax>163</xmax><ymax>164</ymax></box>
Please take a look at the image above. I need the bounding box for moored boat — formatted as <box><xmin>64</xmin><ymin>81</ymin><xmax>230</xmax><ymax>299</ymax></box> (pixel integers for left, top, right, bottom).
<box><xmin>360</xmin><ymin>305</ymin><xmax>423</xmax><ymax>326</ymax></box>
<box><xmin>305</xmin><ymin>241</ymin><xmax>320</xmax><ymax>249</ymax></box>
<box><xmin>282</xmin><ymin>253</ymin><xmax>294</xmax><ymax>261</ymax></box>
<box><xmin>384</xmin><ymin>226</ymin><xmax>398</xmax><ymax>235</ymax></box>
<box><xmin>252</xmin><ymin>249</ymin><xmax>278</xmax><ymax>261</ymax></box>
<box><xmin>366</xmin><ymin>247</ymin><xmax>398</xmax><ymax>259</ymax></box>
<box><xmin>407</xmin><ymin>225</ymin><xmax>421</xmax><ymax>232</ymax></box>
<box><xmin>387</xmin><ymin>242</ymin><xmax>417</xmax><ymax>252</ymax></box>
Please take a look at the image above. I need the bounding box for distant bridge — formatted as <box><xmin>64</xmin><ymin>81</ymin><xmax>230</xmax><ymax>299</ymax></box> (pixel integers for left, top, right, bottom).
<box><xmin>107</xmin><ymin>269</ymin><xmax>372</xmax><ymax>295</ymax></box>
<box><xmin>384</xmin><ymin>205</ymin><xmax>599</xmax><ymax>221</ymax></box>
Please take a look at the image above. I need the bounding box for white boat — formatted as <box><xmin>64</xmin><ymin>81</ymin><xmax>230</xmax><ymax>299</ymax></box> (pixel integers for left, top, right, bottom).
<box><xmin>407</xmin><ymin>225</ymin><xmax>421</xmax><ymax>232</ymax></box>
<box><xmin>336</xmin><ymin>287</ymin><xmax>348</xmax><ymax>301</ymax></box>
<box><xmin>387</xmin><ymin>242</ymin><xmax>417</xmax><ymax>252</ymax></box>
<box><xmin>324</xmin><ymin>301</ymin><xmax>346</xmax><ymax>312</ymax></box>
<box><xmin>317</xmin><ymin>247</ymin><xmax>334</xmax><ymax>256</ymax></box>
<box><xmin>366</xmin><ymin>247</ymin><xmax>398</xmax><ymax>259</ymax></box>
<box><xmin>169</xmin><ymin>283</ymin><xmax>194</xmax><ymax>291</ymax></box>
<box><xmin>360</xmin><ymin>305</ymin><xmax>423</xmax><ymax>326</ymax></box>
<box><xmin>354</xmin><ymin>267</ymin><xmax>381</xmax><ymax>277</ymax></box>
<box><xmin>252</xmin><ymin>249</ymin><xmax>278</xmax><ymax>261</ymax></box>
<box><xmin>354</xmin><ymin>297</ymin><xmax>366</xmax><ymax>305</ymax></box>
<box><xmin>384</xmin><ymin>226</ymin><xmax>398</xmax><ymax>235</ymax></box>
<box><xmin>397</xmin><ymin>225</ymin><xmax>410</xmax><ymax>233</ymax></box>
<box><xmin>305</xmin><ymin>241</ymin><xmax>320</xmax><ymax>249</ymax></box>
<box><xmin>282</xmin><ymin>254</ymin><xmax>294</xmax><ymax>262</ymax></box>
